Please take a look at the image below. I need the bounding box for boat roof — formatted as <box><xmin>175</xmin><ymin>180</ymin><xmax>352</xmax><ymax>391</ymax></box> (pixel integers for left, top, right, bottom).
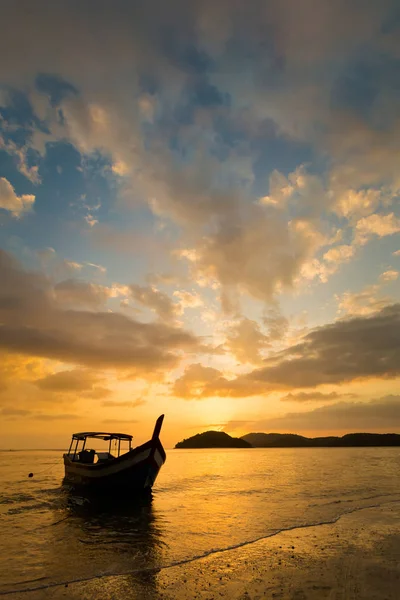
<box><xmin>71</xmin><ymin>431</ymin><xmax>133</xmax><ymax>441</ymax></box>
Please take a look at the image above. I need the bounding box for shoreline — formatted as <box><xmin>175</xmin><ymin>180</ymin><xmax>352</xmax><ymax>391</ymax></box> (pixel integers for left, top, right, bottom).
<box><xmin>6</xmin><ymin>501</ymin><xmax>400</xmax><ymax>599</ymax></box>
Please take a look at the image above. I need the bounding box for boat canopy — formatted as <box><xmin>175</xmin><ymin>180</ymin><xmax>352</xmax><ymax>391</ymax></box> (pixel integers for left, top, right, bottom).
<box><xmin>71</xmin><ymin>432</ymin><xmax>133</xmax><ymax>441</ymax></box>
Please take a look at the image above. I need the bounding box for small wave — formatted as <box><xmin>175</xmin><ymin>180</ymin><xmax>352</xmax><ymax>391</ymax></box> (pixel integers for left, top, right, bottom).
<box><xmin>0</xmin><ymin>493</ymin><xmax>35</xmax><ymax>505</ymax></box>
<box><xmin>6</xmin><ymin>501</ymin><xmax>53</xmax><ymax>515</ymax></box>
<box><xmin>309</xmin><ymin>491</ymin><xmax>400</xmax><ymax>508</ymax></box>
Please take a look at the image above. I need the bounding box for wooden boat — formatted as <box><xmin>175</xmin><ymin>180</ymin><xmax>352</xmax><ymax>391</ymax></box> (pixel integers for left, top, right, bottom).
<box><xmin>63</xmin><ymin>414</ymin><xmax>166</xmax><ymax>493</ymax></box>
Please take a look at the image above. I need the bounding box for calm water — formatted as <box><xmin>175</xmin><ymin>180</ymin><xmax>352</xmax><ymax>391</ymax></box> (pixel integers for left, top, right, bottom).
<box><xmin>1</xmin><ymin>447</ymin><xmax>400</xmax><ymax>595</ymax></box>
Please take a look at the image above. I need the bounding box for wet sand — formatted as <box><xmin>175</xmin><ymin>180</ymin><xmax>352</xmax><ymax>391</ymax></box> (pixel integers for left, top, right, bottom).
<box><xmin>8</xmin><ymin>502</ymin><xmax>400</xmax><ymax>599</ymax></box>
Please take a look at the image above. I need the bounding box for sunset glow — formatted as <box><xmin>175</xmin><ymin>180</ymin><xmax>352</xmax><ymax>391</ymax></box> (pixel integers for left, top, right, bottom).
<box><xmin>0</xmin><ymin>1</ymin><xmax>400</xmax><ymax>449</ymax></box>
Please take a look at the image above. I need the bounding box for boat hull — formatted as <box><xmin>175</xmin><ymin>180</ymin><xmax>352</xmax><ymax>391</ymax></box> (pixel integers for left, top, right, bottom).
<box><xmin>63</xmin><ymin>439</ymin><xmax>166</xmax><ymax>493</ymax></box>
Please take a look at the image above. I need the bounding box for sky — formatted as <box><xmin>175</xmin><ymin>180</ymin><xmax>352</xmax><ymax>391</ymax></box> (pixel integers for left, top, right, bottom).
<box><xmin>0</xmin><ymin>0</ymin><xmax>400</xmax><ymax>449</ymax></box>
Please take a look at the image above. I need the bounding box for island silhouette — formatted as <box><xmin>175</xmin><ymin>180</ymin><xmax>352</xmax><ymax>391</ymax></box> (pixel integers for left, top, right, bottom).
<box><xmin>175</xmin><ymin>431</ymin><xmax>251</xmax><ymax>448</ymax></box>
<box><xmin>175</xmin><ymin>431</ymin><xmax>400</xmax><ymax>448</ymax></box>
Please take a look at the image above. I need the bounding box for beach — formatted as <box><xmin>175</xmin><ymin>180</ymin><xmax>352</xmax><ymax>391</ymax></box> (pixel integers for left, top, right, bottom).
<box><xmin>7</xmin><ymin>502</ymin><xmax>400</xmax><ymax>599</ymax></box>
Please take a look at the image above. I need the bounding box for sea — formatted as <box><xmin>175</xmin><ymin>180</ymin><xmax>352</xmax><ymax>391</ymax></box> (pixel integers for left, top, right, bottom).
<box><xmin>1</xmin><ymin>447</ymin><xmax>400</xmax><ymax>597</ymax></box>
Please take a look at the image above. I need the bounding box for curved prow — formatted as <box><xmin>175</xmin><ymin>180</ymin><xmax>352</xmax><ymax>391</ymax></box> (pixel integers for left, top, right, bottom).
<box><xmin>152</xmin><ymin>414</ymin><xmax>164</xmax><ymax>441</ymax></box>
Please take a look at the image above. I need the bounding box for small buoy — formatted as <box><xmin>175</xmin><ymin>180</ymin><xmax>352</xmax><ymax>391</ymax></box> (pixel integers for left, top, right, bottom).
<box><xmin>28</xmin><ymin>473</ymin><xmax>33</xmax><ymax>478</ymax></box>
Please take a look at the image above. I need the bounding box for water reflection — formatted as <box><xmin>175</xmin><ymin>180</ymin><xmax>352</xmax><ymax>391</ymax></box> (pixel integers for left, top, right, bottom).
<box><xmin>45</xmin><ymin>489</ymin><xmax>167</xmax><ymax>599</ymax></box>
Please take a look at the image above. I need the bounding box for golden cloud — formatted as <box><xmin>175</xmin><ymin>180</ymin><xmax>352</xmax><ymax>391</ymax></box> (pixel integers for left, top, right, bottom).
<box><xmin>173</xmin><ymin>304</ymin><xmax>400</xmax><ymax>398</ymax></box>
<box><xmin>0</xmin><ymin>250</ymin><xmax>201</xmax><ymax>373</ymax></box>
<box><xmin>0</xmin><ymin>177</ymin><xmax>35</xmax><ymax>217</ymax></box>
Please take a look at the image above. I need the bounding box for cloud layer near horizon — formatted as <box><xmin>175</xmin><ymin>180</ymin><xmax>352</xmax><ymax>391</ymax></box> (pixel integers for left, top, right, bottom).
<box><xmin>173</xmin><ymin>304</ymin><xmax>400</xmax><ymax>397</ymax></box>
<box><xmin>224</xmin><ymin>395</ymin><xmax>400</xmax><ymax>434</ymax></box>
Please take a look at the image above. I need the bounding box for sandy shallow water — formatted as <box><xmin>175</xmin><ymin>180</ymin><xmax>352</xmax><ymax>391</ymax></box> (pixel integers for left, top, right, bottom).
<box><xmin>7</xmin><ymin>502</ymin><xmax>400</xmax><ymax>600</ymax></box>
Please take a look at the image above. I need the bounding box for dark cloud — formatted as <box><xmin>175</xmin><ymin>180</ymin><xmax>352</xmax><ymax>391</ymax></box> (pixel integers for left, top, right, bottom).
<box><xmin>263</xmin><ymin>309</ymin><xmax>289</xmax><ymax>341</ymax></box>
<box><xmin>101</xmin><ymin>399</ymin><xmax>146</xmax><ymax>408</ymax></box>
<box><xmin>0</xmin><ymin>250</ymin><xmax>200</xmax><ymax>373</ymax></box>
<box><xmin>0</xmin><ymin>407</ymin><xmax>79</xmax><ymax>420</ymax></box>
<box><xmin>173</xmin><ymin>304</ymin><xmax>400</xmax><ymax>397</ymax></box>
<box><xmin>34</xmin><ymin>369</ymin><xmax>106</xmax><ymax>394</ymax></box>
<box><xmin>83</xmin><ymin>387</ymin><xmax>113</xmax><ymax>399</ymax></box>
<box><xmin>31</xmin><ymin>413</ymin><xmax>79</xmax><ymax>421</ymax></box>
<box><xmin>249</xmin><ymin>304</ymin><xmax>400</xmax><ymax>389</ymax></box>
<box><xmin>54</xmin><ymin>279</ymin><xmax>112</xmax><ymax>308</ymax></box>
<box><xmin>129</xmin><ymin>284</ymin><xmax>179</xmax><ymax>322</ymax></box>
<box><xmin>1</xmin><ymin>1</ymin><xmax>399</xmax><ymax>312</ymax></box>
<box><xmin>0</xmin><ymin>1</ymin><xmax>394</xmax><ymax>86</ymax></box>
<box><xmin>258</xmin><ymin>395</ymin><xmax>400</xmax><ymax>432</ymax></box>
<box><xmin>35</xmin><ymin>73</ymin><xmax>78</xmax><ymax>106</ymax></box>
<box><xmin>281</xmin><ymin>391</ymin><xmax>359</xmax><ymax>402</ymax></box>
<box><xmin>1</xmin><ymin>407</ymin><xmax>32</xmax><ymax>416</ymax></box>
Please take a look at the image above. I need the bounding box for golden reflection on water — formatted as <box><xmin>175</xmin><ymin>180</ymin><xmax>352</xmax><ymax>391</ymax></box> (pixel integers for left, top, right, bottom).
<box><xmin>1</xmin><ymin>447</ymin><xmax>400</xmax><ymax>597</ymax></box>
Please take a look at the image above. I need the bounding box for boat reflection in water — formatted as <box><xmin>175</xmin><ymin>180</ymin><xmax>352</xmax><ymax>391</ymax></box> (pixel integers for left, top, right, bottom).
<box><xmin>52</xmin><ymin>488</ymin><xmax>167</xmax><ymax>599</ymax></box>
<box><xmin>55</xmin><ymin>415</ymin><xmax>167</xmax><ymax>598</ymax></box>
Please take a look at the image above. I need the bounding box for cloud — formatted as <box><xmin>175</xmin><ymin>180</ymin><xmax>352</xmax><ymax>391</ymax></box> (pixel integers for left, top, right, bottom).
<box><xmin>173</xmin><ymin>290</ymin><xmax>203</xmax><ymax>309</ymax></box>
<box><xmin>181</xmin><ymin>202</ymin><xmax>328</xmax><ymax>309</ymax></box>
<box><xmin>85</xmin><ymin>214</ymin><xmax>99</xmax><ymax>227</ymax></box>
<box><xmin>0</xmin><ymin>249</ymin><xmax>201</xmax><ymax>374</ymax></box>
<box><xmin>0</xmin><ymin>352</ymin><xmax>50</xmax><ymax>391</ymax></box>
<box><xmin>333</xmin><ymin>188</ymin><xmax>383</xmax><ymax>219</ymax></box>
<box><xmin>172</xmin><ymin>363</ymin><xmax>226</xmax><ymax>399</ymax></box>
<box><xmin>63</xmin><ymin>260</ymin><xmax>84</xmax><ymax>272</ymax></box>
<box><xmin>0</xmin><ymin>177</ymin><xmax>35</xmax><ymax>217</ymax></box>
<box><xmin>102</xmin><ymin>418</ymin><xmax>139</xmax><ymax>425</ymax></box>
<box><xmin>379</xmin><ymin>269</ymin><xmax>399</xmax><ymax>283</ymax></box>
<box><xmin>36</xmin><ymin>247</ymin><xmax>56</xmax><ymax>269</ymax></box>
<box><xmin>172</xmin><ymin>362</ymin><xmax>266</xmax><ymax>399</ymax></box>
<box><xmin>1</xmin><ymin>407</ymin><xmax>32</xmax><ymax>417</ymax></box>
<box><xmin>242</xmin><ymin>304</ymin><xmax>400</xmax><ymax>390</ymax></box>
<box><xmin>0</xmin><ymin>1</ymin><xmax>391</xmax><ymax>91</ymax></box>
<box><xmin>0</xmin><ymin>407</ymin><xmax>79</xmax><ymax>421</ymax></box>
<box><xmin>260</xmin><ymin>166</ymin><xmax>328</xmax><ymax>218</ymax></box>
<box><xmin>259</xmin><ymin>395</ymin><xmax>400</xmax><ymax>433</ymax></box>
<box><xmin>224</xmin><ymin>318</ymin><xmax>270</xmax><ymax>364</ymax></box>
<box><xmin>86</xmin><ymin>262</ymin><xmax>107</xmax><ymax>274</ymax></box>
<box><xmin>280</xmin><ymin>391</ymin><xmax>358</xmax><ymax>402</ymax></box>
<box><xmin>335</xmin><ymin>285</ymin><xmax>390</xmax><ymax>317</ymax></box>
<box><xmin>146</xmin><ymin>273</ymin><xmax>184</xmax><ymax>286</ymax></box>
<box><xmin>323</xmin><ymin>244</ymin><xmax>355</xmax><ymax>264</ymax></box>
<box><xmin>33</xmin><ymin>369</ymin><xmax>107</xmax><ymax>395</ymax></box>
<box><xmin>0</xmin><ymin>135</ymin><xmax>41</xmax><ymax>184</ymax></box>
<box><xmin>81</xmin><ymin>387</ymin><xmax>113</xmax><ymax>399</ymax></box>
<box><xmin>30</xmin><ymin>413</ymin><xmax>79</xmax><ymax>421</ymax></box>
<box><xmin>262</xmin><ymin>309</ymin><xmax>289</xmax><ymax>341</ymax></box>
<box><xmin>0</xmin><ymin>0</ymin><xmax>399</xmax><ymax>317</ymax></box>
<box><xmin>173</xmin><ymin>304</ymin><xmax>400</xmax><ymax>397</ymax></box>
<box><xmin>101</xmin><ymin>399</ymin><xmax>146</xmax><ymax>408</ymax></box>
<box><xmin>129</xmin><ymin>284</ymin><xmax>180</xmax><ymax>322</ymax></box>
<box><xmin>54</xmin><ymin>278</ymin><xmax>113</xmax><ymax>308</ymax></box>
<box><xmin>355</xmin><ymin>213</ymin><xmax>400</xmax><ymax>245</ymax></box>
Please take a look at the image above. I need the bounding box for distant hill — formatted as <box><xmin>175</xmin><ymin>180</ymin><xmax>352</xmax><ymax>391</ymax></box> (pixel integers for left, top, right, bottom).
<box><xmin>242</xmin><ymin>433</ymin><xmax>309</xmax><ymax>447</ymax></box>
<box><xmin>241</xmin><ymin>432</ymin><xmax>400</xmax><ymax>447</ymax></box>
<box><xmin>175</xmin><ymin>431</ymin><xmax>252</xmax><ymax>449</ymax></box>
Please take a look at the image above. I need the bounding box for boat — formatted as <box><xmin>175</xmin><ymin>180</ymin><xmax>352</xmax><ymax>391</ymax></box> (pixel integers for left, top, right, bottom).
<box><xmin>63</xmin><ymin>414</ymin><xmax>166</xmax><ymax>493</ymax></box>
